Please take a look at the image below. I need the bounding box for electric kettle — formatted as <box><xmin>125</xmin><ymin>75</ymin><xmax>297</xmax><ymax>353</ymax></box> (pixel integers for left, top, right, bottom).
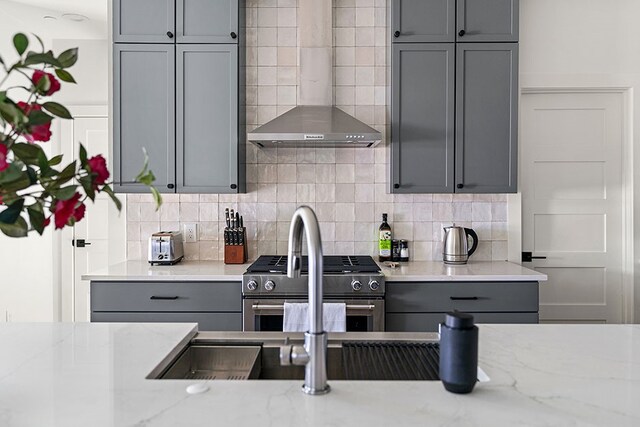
<box><xmin>443</xmin><ymin>224</ymin><xmax>478</xmax><ymax>265</ymax></box>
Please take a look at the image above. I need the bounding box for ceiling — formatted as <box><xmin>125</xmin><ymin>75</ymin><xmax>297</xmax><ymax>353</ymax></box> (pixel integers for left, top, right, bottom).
<box><xmin>8</xmin><ymin>0</ymin><xmax>107</xmax><ymax>21</ymax></box>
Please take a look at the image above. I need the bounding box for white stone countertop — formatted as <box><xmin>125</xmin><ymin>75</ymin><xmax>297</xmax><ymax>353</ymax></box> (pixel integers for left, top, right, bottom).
<box><xmin>0</xmin><ymin>323</ymin><xmax>637</xmax><ymax>426</ymax></box>
<box><xmin>83</xmin><ymin>260</ymin><xmax>546</xmax><ymax>282</ymax></box>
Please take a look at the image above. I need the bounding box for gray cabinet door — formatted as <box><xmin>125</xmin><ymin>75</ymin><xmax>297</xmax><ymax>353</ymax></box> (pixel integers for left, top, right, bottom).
<box><xmin>92</xmin><ymin>312</ymin><xmax>242</xmax><ymax>331</ymax></box>
<box><xmin>386</xmin><ymin>312</ymin><xmax>538</xmax><ymax>333</ymax></box>
<box><xmin>177</xmin><ymin>45</ymin><xmax>239</xmax><ymax>193</ymax></box>
<box><xmin>177</xmin><ymin>0</ymin><xmax>239</xmax><ymax>44</ymax></box>
<box><xmin>113</xmin><ymin>44</ymin><xmax>176</xmax><ymax>193</ymax></box>
<box><xmin>113</xmin><ymin>0</ymin><xmax>176</xmax><ymax>43</ymax></box>
<box><xmin>455</xmin><ymin>43</ymin><xmax>518</xmax><ymax>193</ymax></box>
<box><xmin>391</xmin><ymin>44</ymin><xmax>455</xmax><ymax>193</ymax></box>
<box><xmin>456</xmin><ymin>0</ymin><xmax>519</xmax><ymax>42</ymax></box>
<box><xmin>392</xmin><ymin>0</ymin><xmax>456</xmax><ymax>43</ymax></box>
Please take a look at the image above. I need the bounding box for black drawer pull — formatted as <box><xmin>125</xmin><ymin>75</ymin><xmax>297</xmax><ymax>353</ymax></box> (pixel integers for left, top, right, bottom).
<box><xmin>450</xmin><ymin>296</ymin><xmax>478</xmax><ymax>301</ymax></box>
<box><xmin>150</xmin><ymin>295</ymin><xmax>179</xmax><ymax>300</ymax></box>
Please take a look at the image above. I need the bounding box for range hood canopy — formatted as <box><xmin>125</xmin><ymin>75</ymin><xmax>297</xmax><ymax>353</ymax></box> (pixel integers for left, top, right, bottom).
<box><xmin>247</xmin><ymin>0</ymin><xmax>381</xmax><ymax>148</ymax></box>
<box><xmin>248</xmin><ymin>106</ymin><xmax>381</xmax><ymax>147</ymax></box>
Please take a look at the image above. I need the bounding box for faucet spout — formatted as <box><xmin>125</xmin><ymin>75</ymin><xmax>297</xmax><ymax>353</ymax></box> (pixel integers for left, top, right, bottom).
<box><xmin>281</xmin><ymin>206</ymin><xmax>329</xmax><ymax>395</ymax></box>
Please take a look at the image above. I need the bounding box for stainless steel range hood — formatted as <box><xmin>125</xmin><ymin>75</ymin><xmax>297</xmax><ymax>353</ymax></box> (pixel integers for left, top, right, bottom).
<box><xmin>248</xmin><ymin>106</ymin><xmax>381</xmax><ymax>147</ymax></box>
<box><xmin>247</xmin><ymin>0</ymin><xmax>382</xmax><ymax>148</ymax></box>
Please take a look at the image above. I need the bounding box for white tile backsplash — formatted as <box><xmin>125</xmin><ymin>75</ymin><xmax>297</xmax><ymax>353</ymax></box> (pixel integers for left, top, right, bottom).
<box><xmin>126</xmin><ymin>0</ymin><xmax>509</xmax><ymax>261</ymax></box>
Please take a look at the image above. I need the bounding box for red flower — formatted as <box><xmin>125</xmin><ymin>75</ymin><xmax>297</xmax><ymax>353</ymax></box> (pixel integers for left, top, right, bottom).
<box><xmin>53</xmin><ymin>192</ymin><xmax>85</xmax><ymax>229</ymax></box>
<box><xmin>16</xmin><ymin>102</ymin><xmax>52</xmax><ymax>143</ymax></box>
<box><xmin>87</xmin><ymin>155</ymin><xmax>110</xmax><ymax>188</ymax></box>
<box><xmin>32</xmin><ymin>70</ymin><xmax>61</xmax><ymax>96</ymax></box>
<box><xmin>0</xmin><ymin>144</ymin><xmax>8</xmax><ymax>172</ymax></box>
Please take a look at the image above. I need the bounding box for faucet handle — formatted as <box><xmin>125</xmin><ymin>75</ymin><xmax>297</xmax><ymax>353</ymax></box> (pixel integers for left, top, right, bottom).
<box><xmin>280</xmin><ymin>344</ymin><xmax>310</xmax><ymax>366</ymax></box>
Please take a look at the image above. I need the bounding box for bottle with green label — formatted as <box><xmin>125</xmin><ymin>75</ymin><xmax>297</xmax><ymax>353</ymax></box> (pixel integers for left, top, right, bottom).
<box><xmin>378</xmin><ymin>213</ymin><xmax>392</xmax><ymax>262</ymax></box>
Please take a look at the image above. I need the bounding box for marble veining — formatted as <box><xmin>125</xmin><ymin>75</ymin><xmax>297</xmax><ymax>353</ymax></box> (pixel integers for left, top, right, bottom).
<box><xmin>0</xmin><ymin>323</ymin><xmax>638</xmax><ymax>426</ymax></box>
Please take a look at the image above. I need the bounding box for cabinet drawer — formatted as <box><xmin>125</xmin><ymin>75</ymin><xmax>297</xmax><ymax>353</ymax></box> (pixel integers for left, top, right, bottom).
<box><xmin>91</xmin><ymin>311</ymin><xmax>242</xmax><ymax>331</ymax></box>
<box><xmin>386</xmin><ymin>281</ymin><xmax>538</xmax><ymax>313</ymax></box>
<box><xmin>91</xmin><ymin>281</ymin><xmax>241</xmax><ymax>312</ymax></box>
<box><xmin>386</xmin><ymin>312</ymin><xmax>538</xmax><ymax>333</ymax></box>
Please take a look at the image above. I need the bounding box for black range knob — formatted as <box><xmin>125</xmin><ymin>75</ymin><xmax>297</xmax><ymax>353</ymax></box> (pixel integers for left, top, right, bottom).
<box><xmin>458</xmin><ymin>30</ymin><xmax>466</xmax><ymax>37</ymax></box>
<box><xmin>394</xmin><ymin>183</ymin><xmax>400</xmax><ymax>189</ymax></box>
<box><xmin>457</xmin><ymin>184</ymin><xmax>464</xmax><ymax>189</ymax></box>
<box><xmin>230</xmin><ymin>32</ymin><xmax>237</xmax><ymax>39</ymax></box>
<box><xmin>167</xmin><ymin>183</ymin><xmax>175</xmax><ymax>189</ymax></box>
<box><xmin>167</xmin><ymin>31</ymin><xmax>174</xmax><ymax>39</ymax></box>
<box><xmin>393</xmin><ymin>31</ymin><xmax>400</xmax><ymax>38</ymax></box>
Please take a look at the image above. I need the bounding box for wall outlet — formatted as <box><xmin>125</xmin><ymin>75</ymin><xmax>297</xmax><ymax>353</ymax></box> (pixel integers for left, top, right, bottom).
<box><xmin>183</xmin><ymin>223</ymin><xmax>197</xmax><ymax>243</ymax></box>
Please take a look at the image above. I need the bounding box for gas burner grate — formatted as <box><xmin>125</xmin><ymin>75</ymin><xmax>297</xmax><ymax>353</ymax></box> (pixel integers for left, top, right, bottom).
<box><xmin>245</xmin><ymin>255</ymin><xmax>380</xmax><ymax>274</ymax></box>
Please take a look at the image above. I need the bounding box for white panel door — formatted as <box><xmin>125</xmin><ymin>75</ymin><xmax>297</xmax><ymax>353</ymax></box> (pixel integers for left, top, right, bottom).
<box><xmin>521</xmin><ymin>91</ymin><xmax>625</xmax><ymax>323</ymax></box>
<box><xmin>71</xmin><ymin>118</ymin><xmax>124</xmax><ymax>321</ymax></box>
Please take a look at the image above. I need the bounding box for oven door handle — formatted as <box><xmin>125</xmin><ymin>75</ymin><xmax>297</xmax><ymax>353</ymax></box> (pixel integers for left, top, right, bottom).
<box><xmin>251</xmin><ymin>303</ymin><xmax>376</xmax><ymax>311</ymax></box>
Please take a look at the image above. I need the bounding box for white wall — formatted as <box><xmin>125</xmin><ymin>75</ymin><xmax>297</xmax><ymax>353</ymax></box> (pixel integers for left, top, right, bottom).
<box><xmin>0</xmin><ymin>0</ymin><xmax>107</xmax><ymax>322</ymax></box>
<box><xmin>519</xmin><ymin>0</ymin><xmax>640</xmax><ymax>323</ymax></box>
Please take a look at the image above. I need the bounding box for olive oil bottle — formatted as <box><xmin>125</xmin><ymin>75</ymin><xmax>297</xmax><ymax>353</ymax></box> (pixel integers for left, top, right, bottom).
<box><xmin>378</xmin><ymin>213</ymin><xmax>392</xmax><ymax>262</ymax></box>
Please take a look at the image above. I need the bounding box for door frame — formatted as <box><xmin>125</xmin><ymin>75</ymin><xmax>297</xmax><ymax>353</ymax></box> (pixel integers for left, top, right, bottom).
<box><xmin>57</xmin><ymin>105</ymin><xmax>126</xmax><ymax>322</ymax></box>
<box><xmin>510</xmin><ymin>86</ymin><xmax>634</xmax><ymax>324</ymax></box>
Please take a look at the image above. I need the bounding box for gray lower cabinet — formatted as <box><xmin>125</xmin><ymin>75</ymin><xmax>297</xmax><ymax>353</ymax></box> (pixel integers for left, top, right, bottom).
<box><xmin>177</xmin><ymin>0</ymin><xmax>239</xmax><ymax>44</ymax></box>
<box><xmin>177</xmin><ymin>45</ymin><xmax>239</xmax><ymax>193</ymax></box>
<box><xmin>113</xmin><ymin>0</ymin><xmax>175</xmax><ymax>43</ymax></box>
<box><xmin>456</xmin><ymin>0</ymin><xmax>519</xmax><ymax>42</ymax></box>
<box><xmin>113</xmin><ymin>44</ymin><xmax>175</xmax><ymax>193</ymax></box>
<box><xmin>455</xmin><ymin>43</ymin><xmax>518</xmax><ymax>193</ymax></box>
<box><xmin>90</xmin><ymin>281</ymin><xmax>242</xmax><ymax>331</ymax></box>
<box><xmin>391</xmin><ymin>44</ymin><xmax>455</xmax><ymax>193</ymax></box>
<box><xmin>392</xmin><ymin>0</ymin><xmax>456</xmax><ymax>43</ymax></box>
<box><xmin>385</xmin><ymin>281</ymin><xmax>539</xmax><ymax>332</ymax></box>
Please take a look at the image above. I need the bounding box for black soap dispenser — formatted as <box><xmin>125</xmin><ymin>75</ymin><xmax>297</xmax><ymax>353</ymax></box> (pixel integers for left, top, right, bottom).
<box><xmin>439</xmin><ymin>312</ymin><xmax>478</xmax><ymax>394</ymax></box>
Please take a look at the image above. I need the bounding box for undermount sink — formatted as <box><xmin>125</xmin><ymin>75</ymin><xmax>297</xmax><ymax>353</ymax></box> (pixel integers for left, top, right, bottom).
<box><xmin>149</xmin><ymin>333</ymin><xmax>442</xmax><ymax>382</ymax></box>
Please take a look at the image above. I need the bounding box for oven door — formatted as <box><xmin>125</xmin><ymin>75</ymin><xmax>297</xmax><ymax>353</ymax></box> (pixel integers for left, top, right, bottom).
<box><xmin>243</xmin><ymin>299</ymin><xmax>385</xmax><ymax>332</ymax></box>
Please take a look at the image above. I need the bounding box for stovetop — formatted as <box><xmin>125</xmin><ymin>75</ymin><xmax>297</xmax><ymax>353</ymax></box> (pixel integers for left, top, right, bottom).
<box><xmin>245</xmin><ymin>255</ymin><xmax>381</xmax><ymax>275</ymax></box>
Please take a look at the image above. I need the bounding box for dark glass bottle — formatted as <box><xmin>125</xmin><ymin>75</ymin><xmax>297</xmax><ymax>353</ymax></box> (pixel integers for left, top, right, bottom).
<box><xmin>378</xmin><ymin>213</ymin><xmax>392</xmax><ymax>262</ymax></box>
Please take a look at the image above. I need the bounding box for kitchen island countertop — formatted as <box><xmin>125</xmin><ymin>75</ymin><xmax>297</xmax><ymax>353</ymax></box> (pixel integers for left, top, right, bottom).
<box><xmin>83</xmin><ymin>260</ymin><xmax>546</xmax><ymax>282</ymax></box>
<box><xmin>0</xmin><ymin>322</ymin><xmax>637</xmax><ymax>426</ymax></box>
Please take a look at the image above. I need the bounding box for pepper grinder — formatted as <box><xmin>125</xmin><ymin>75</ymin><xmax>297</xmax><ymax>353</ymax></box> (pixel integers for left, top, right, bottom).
<box><xmin>439</xmin><ymin>312</ymin><xmax>478</xmax><ymax>394</ymax></box>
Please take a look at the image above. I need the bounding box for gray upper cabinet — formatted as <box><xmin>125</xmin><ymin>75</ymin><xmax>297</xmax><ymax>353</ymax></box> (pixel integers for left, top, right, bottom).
<box><xmin>392</xmin><ymin>0</ymin><xmax>456</xmax><ymax>43</ymax></box>
<box><xmin>113</xmin><ymin>0</ymin><xmax>176</xmax><ymax>43</ymax></box>
<box><xmin>177</xmin><ymin>0</ymin><xmax>239</xmax><ymax>44</ymax></box>
<box><xmin>455</xmin><ymin>43</ymin><xmax>518</xmax><ymax>193</ymax></box>
<box><xmin>391</xmin><ymin>44</ymin><xmax>455</xmax><ymax>193</ymax></box>
<box><xmin>177</xmin><ymin>45</ymin><xmax>239</xmax><ymax>193</ymax></box>
<box><xmin>456</xmin><ymin>0</ymin><xmax>519</xmax><ymax>42</ymax></box>
<box><xmin>113</xmin><ymin>44</ymin><xmax>175</xmax><ymax>193</ymax></box>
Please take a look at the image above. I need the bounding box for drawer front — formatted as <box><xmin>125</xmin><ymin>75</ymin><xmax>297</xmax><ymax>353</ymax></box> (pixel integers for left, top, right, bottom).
<box><xmin>91</xmin><ymin>281</ymin><xmax>241</xmax><ymax>312</ymax></box>
<box><xmin>386</xmin><ymin>312</ymin><xmax>539</xmax><ymax>333</ymax></box>
<box><xmin>386</xmin><ymin>281</ymin><xmax>538</xmax><ymax>313</ymax></box>
<box><xmin>91</xmin><ymin>311</ymin><xmax>242</xmax><ymax>331</ymax></box>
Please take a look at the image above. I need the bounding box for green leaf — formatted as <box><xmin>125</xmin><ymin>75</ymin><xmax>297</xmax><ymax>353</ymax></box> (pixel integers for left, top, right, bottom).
<box><xmin>0</xmin><ymin>216</ymin><xmax>28</xmax><ymax>237</ymax></box>
<box><xmin>31</xmin><ymin>33</ymin><xmax>45</xmax><ymax>52</ymax></box>
<box><xmin>42</xmin><ymin>102</ymin><xmax>72</xmax><ymax>119</ymax></box>
<box><xmin>23</xmin><ymin>52</ymin><xmax>62</xmax><ymax>68</ymax></box>
<box><xmin>34</xmin><ymin>73</ymin><xmax>51</xmax><ymax>94</ymax></box>
<box><xmin>55</xmin><ymin>69</ymin><xmax>76</xmax><ymax>84</ymax></box>
<box><xmin>79</xmin><ymin>144</ymin><xmax>87</xmax><ymax>168</ymax></box>
<box><xmin>37</xmin><ymin>149</ymin><xmax>51</xmax><ymax>175</ymax></box>
<box><xmin>0</xmin><ymin>101</ymin><xmax>27</xmax><ymax>125</ymax></box>
<box><xmin>101</xmin><ymin>185</ymin><xmax>122</xmax><ymax>211</ymax></box>
<box><xmin>0</xmin><ymin>163</ymin><xmax>24</xmax><ymax>184</ymax></box>
<box><xmin>150</xmin><ymin>186</ymin><xmax>163</xmax><ymax>211</ymax></box>
<box><xmin>48</xmin><ymin>154</ymin><xmax>63</xmax><ymax>166</ymax></box>
<box><xmin>0</xmin><ymin>198</ymin><xmax>25</xmax><ymax>224</ymax></box>
<box><xmin>57</xmin><ymin>48</ymin><xmax>78</xmax><ymax>68</ymax></box>
<box><xmin>54</xmin><ymin>160</ymin><xmax>77</xmax><ymax>186</ymax></box>
<box><xmin>13</xmin><ymin>33</ymin><xmax>28</xmax><ymax>55</ymax></box>
<box><xmin>1</xmin><ymin>173</ymin><xmax>31</xmax><ymax>193</ymax></box>
<box><xmin>0</xmin><ymin>54</ymin><xmax>4</xmax><ymax>65</ymax></box>
<box><xmin>79</xmin><ymin>175</ymin><xmax>95</xmax><ymax>201</ymax></box>
<box><xmin>50</xmin><ymin>185</ymin><xmax>77</xmax><ymax>201</ymax></box>
<box><xmin>12</xmin><ymin>142</ymin><xmax>44</xmax><ymax>164</ymax></box>
<box><xmin>28</xmin><ymin>109</ymin><xmax>53</xmax><ymax>126</ymax></box>
<box><xmin>26</xmin><ymin>166</ymin><xmax>37</xmax><ymax>185</ymax></box>
<box><xmin>27</xmin><ymin>203</ymin><xmax>45</xmax><ymax>235</ymax></box>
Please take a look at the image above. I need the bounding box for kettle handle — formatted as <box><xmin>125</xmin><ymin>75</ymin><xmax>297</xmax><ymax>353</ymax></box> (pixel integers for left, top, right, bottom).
<box><xmin>464</xmin><ymin>228</ymin><xmax>479</xmax><ymax>257</ymax></box>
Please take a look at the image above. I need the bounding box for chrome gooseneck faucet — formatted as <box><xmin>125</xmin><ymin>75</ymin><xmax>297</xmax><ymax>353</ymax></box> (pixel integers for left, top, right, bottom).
<box><xmin>279</xmin><ymin>206</ymin><xmax>329</xmax><ymax>395</ymax></box>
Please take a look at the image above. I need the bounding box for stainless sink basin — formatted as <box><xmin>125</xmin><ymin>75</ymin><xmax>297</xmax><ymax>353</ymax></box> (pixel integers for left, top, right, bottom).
<box><xmin>149</xmin><ymin>332</ymin><xmax>441</xmax><ymax>381</ymax></box>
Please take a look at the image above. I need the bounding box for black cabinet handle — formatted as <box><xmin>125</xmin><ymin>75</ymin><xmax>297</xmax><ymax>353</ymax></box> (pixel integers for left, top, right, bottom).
<box><xmin>522</xmin><ymin>252</ymin><xmax>547</xmax><ymax>262</ymax></box>
<box><xmin>457</xmin><ymin>183</ymin><xmax>464</xmax><ymax>189</ymax></box>
<box><xmin>450</xmin><ymin>296</ymin><xmax>478</xmax><ymax>301</ymax></box>
<box><xmin>394</xmin><ymin>183</ymin><xmax>400</xmax><ymax>189</ymax></box>
<box><xmin>458</xmin><ymin>30</ymin><xmax>466</xmax><ymax>37</ymax></box>
<box><xmin>393</xmin><ymin>31</ymin><xmax>400</xmax><ymax>38</ymax></box>
<box><xmin>167</xmin><ymin>183</ymin><xmax>175</xmax><ymax>189</ymax></box>
<box><xmin>167</xmin><ymin>31</ymin><xmax>174</xmax><ymax>39</ymax></box>
<box><xmin>72</xmin><ymin>239</ymin><xmax>91</xmax><ymax>248</ymax></box>
<box><xmin>230</xmin><ymin>32</ymin><xmax>237</xmax><ymax>39</ymax></box>
<box><xmin>230</xmin><ymin>184</ymin><xmax>237</xmax><ymax>190</ymax></box>
<box><xmin>150</xmin><ymin>296</ymin><xmax>179</xmax><ymax>300</ymax></box>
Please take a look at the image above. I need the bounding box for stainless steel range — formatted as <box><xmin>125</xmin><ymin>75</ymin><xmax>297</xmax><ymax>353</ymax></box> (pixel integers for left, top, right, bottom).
<box><xmin>242</xmin><ymin>255</ymin><xmax>385</xmax><ymax>332</ymax></box>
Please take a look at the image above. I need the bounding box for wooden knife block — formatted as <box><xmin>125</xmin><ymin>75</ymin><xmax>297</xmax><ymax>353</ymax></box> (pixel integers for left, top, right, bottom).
<box><xmin>224</xmin><ymin>228</ymin><xmax>247</xmax><ymax>264</ymax></box>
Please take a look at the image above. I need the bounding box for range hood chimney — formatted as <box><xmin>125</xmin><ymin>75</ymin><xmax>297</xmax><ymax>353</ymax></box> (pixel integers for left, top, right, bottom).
<box><xmin>247</xmin><ymin>0</ymin><xmax>382</xmax><ymax>148</ymax></box>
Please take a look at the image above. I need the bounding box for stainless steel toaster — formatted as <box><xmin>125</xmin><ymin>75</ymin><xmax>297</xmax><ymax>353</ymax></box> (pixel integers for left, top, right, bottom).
<box><xmin>148</xmin><ymin>231</ymin><xmax>184</xmax><ymax>265</ymax></box>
